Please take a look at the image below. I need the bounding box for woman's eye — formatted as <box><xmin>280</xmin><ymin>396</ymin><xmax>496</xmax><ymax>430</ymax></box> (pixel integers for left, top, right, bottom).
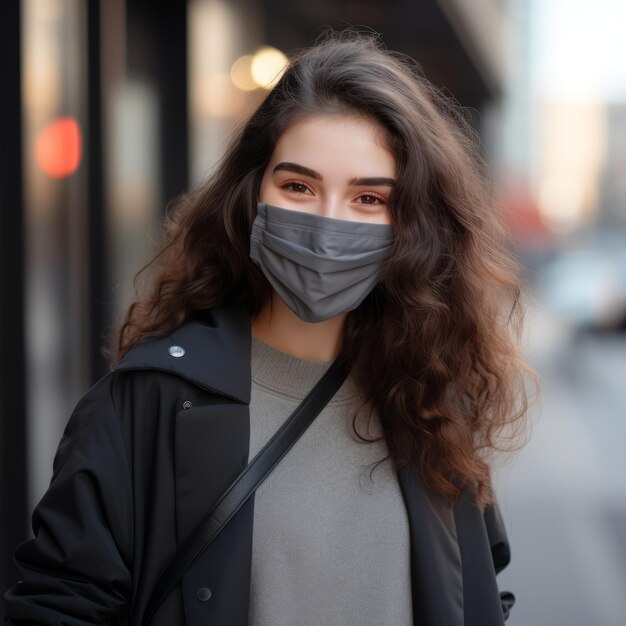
<box><xmin>356</xmin><ymin>194</ymin><xmax>386</xmax><ymax>205</ymax></box>
<box><xmin>283</xmin><ymin>182</ymin><xmax>311</xmax><ymax>194</ymax></box>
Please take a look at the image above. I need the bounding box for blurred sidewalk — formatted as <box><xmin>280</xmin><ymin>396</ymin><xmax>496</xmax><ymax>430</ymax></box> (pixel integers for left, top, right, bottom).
<box><xmin>495</xmin><ymin>291</ymin><xmax>626</xmax><ymax>626</ymax></box>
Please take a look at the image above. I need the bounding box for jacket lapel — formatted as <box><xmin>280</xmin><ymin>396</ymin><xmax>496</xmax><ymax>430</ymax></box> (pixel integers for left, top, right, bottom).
<box><xmin>396</xmin><ymin>463</ymin><xmax>465</xmax><ymax>626</ymax></box>
<box><xmin>454</xmin><ymin>489</ymin><xmax>507</xmax><ymax>625</ymax></box>
<box><xmin>174</xmin><ymin>402</ymin><xmax>251</xmax><ymax>541</ymax></box>
<box><xmin>173</xmin><ymin>401</ymin><xmax>254</xmax><ymax>626</ymax></box>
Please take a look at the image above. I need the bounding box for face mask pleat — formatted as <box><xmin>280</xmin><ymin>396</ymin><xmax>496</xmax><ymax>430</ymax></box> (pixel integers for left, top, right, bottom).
<box><xmin>257</xmin><ymin>229</ymin><xmax>393</xmax><ymax>273</ymax></box>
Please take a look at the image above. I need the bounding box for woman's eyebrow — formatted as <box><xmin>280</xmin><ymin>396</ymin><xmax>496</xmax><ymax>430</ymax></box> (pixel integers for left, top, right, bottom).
<box><xmin>273</xmin><ymin>162</ymin><xmax>322</xmax><ymax>180</ymax></box>
<box><xmin>273</xmin><ymin>162</ymin><xmax>396</xmax><ymax>187</ymax></box>
<box><xmin>348</xmin><ymin>176</ymin><xmax>396</xmax><ymax>187</ymax></box>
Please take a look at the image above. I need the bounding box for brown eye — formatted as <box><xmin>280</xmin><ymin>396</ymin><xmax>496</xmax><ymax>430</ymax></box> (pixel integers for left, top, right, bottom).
<box><xmin>283</xmin><ymin>181</ymin><xmax>311</xmax><ymax>194</ymax></box>
<box><xmin>356</xmin><ymin>193</ymin><xmax>386</xmax><ymax>205</ymax></box>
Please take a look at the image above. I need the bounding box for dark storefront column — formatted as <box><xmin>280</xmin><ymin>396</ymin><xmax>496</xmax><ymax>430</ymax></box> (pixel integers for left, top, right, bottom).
<box><xmin>0</xmin><ymin>0</ymin><xmax>28</xmax><ymax>594</ymax></box>
<box><xmin>87</xmin><ymin>0</ymin><xmax>109</xmax><ymax>382</ymax></box>
<box><xmin>126</xmin><ymin>0</ymin><xmax>189</xmax><ymax>212</ymax></box>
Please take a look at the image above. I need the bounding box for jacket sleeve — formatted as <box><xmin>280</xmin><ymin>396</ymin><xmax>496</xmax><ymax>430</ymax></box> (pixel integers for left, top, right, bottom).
<box><xmin>3</xmin><ymin>374</ymin><xmax>134</xmax><ymax>625</ymax></box>
<box><xmin>484</xmin><ymin>501</ymin><xmax>516</xmax><ymax>621</ymax></box>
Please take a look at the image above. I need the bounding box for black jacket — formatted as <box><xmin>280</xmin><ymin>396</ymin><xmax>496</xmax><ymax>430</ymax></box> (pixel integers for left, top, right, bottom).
<box><xmin>3</xmin><ymin>299</ymin><xmax>515</xmax><ymax>625</ymax></box>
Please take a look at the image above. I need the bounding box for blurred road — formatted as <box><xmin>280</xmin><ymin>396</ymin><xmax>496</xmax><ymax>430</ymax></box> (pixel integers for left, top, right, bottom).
<box><xmin>495</xmin><ymin>292</ymin><xmax>626</xmax><ymax>626</ymax></box>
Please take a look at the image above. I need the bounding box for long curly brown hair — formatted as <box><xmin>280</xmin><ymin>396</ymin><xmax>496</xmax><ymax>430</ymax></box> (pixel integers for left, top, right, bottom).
<box><xmin>105</xmin><ymin>30</ymin><xmax>537</xmax><ymax>510</ymax></box>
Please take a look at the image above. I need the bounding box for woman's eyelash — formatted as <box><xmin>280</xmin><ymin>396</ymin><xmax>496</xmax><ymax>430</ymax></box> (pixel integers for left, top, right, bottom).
<box><xmin>282</xmin><ymin>181</ymin><xmax>310</xmax><ymax>193</ymax></box>
<box><xmin>356</xmin><ymin>193</ymin><xmax>387</xmax><ymax>204</ymax></box>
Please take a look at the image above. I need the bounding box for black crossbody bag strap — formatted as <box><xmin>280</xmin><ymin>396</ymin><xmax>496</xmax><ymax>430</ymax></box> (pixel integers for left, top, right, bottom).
<box><xmin>141</xmin><ymin>355</ymin><xmax>350</xmax><ymax>625</ymax></box>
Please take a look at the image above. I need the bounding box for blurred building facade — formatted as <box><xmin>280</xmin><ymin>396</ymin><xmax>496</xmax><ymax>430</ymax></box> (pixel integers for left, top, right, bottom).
<box><xmin>598</xmin><ymin>103</ymin><xmax>626</xmax><ymax>230</ymax></box>
<box><xmin>0</xmin><ymin>0</ymin><xmax>506</xmax><ymax>590</ymax></box>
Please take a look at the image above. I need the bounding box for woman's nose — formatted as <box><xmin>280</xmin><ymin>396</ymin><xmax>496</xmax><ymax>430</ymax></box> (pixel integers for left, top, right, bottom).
<box><xmin>318</xmin><ymin>197</ymin><xmax>343</xmax><ymax>220</ymax></box>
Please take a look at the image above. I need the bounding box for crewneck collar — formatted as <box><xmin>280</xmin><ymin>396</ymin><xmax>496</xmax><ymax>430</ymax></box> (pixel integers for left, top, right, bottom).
<box><xmin>251</xmin><ymin>336</ymin><xmax>360</xmax><ymax>404</ymax></box>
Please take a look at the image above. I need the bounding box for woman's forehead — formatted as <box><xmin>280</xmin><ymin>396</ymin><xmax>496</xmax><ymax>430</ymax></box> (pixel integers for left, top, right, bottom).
<box><xmin>268</xmin><ymin>114</ymin><xmax>396</xmax><ymax>180</ymax></box>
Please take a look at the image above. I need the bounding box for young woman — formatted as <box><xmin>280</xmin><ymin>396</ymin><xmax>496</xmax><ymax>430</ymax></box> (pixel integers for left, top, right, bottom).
<box><xmin>4</xmin><ymin>31</ymin><xmax>534</xmax><ymax>626</ymax></box>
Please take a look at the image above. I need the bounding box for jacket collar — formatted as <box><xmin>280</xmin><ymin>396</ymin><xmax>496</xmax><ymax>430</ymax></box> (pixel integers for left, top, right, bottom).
<box><xmin>115</xmin><ymin>299</ymin><xmax>252</xmax><ymax>404</ymax></box>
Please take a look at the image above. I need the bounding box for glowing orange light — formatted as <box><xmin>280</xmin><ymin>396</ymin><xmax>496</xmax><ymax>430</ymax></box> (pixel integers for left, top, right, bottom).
<box><xmin>35</xmin><ymin>117</ymin><xmax>82</xmax><ymax>178</ymax></box>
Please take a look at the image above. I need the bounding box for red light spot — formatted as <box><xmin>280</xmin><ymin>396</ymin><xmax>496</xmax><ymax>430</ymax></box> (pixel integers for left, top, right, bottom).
<box><xmin>35</xmin><ymin>117</ymin><xmax>82</xmax><ymax>178</ymax></box>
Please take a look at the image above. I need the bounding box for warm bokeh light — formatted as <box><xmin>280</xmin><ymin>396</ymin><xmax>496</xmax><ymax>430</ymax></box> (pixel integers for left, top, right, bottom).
<box><xmin>192</xmin><ymin>71</ymin><xmax>248</xmax><ymax>118</ymax></box>
<box><xmin>34</xmin><ymin>117</ymin><xmax>82</xmax><ymax>178</ymax></box>
<box><xmin>230</xmin><ymin>54</ymin><xmax>258</xmax><ymax>91</ymax></box>
<box><xmin>250</xmin><ymin>46</ymin><xmax>287</xmax><ymax>89</ymax></box>
<box><xmin>536</xmin><ymin>101</ymin><xmax>607</xmax><ymax>232</ymax></box>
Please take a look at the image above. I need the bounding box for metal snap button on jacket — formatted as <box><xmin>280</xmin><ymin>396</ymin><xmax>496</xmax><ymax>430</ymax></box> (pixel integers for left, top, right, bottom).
<box><xmin>168</xmin><ymin>345</ymin><xmax>185</xmax><ymax>357</ymax></box>
<box><xmin>196</xmin><ymin>587</ymin><xmax>212</xmax><ymax>601</ymax></box>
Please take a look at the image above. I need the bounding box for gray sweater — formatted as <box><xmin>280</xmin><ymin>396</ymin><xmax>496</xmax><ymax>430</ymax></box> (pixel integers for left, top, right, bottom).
<box><xmin>248</xmin><ymin>336</ymin><xmax>413</xmax><ymax>626</ymax></box>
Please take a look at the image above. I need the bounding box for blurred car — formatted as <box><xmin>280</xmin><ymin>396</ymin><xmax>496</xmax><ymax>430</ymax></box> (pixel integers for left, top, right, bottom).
<box><xmin>535</xmin><ymin>233</ymin><xmax>626</xmax><ymax>332</ymax></box>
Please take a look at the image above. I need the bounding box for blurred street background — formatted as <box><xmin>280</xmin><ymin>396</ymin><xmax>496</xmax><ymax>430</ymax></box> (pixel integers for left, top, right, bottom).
<box><xmin>2</xmin><ymin>1</ymin><xmax>626</xmax><ymax>624</ymax></box>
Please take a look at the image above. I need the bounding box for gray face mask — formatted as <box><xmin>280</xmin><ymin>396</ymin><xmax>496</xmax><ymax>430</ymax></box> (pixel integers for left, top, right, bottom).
<box><xmin>249</xmin><ymin>201</ymin><xmax>394</xmax><ymax>323</ymax></box>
